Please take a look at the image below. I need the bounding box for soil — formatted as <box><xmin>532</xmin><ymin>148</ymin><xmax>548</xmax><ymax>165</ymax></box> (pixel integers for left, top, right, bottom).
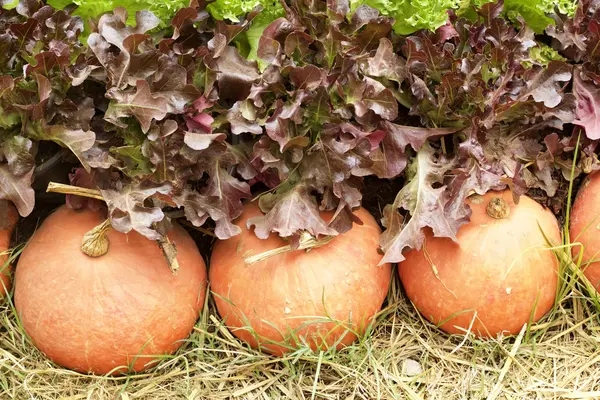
<box><xmin>361</xmin><ymin>176</ymin><xmax>406</xmax><ymax>225</ymax></box>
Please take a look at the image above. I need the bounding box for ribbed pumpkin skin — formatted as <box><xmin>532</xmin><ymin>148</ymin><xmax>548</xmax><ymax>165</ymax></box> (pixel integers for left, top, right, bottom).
<box><xmin>209</xmin><ymin>203</ymin><xmax>392</xmax><ymax>356</ymax></box>
<box><xmin>14</xmin><ymin>206</ymin><xmax>207</xmax><ymax>375</ymax></box>
<box><xmin>569</xmin><ymin>172</ymin><xmax>600</xmax><ymax>291</ymax></box>
<box><xmin>0</xmin><ymin>202</ymin><xmax>18</xmax><ymax>299</ymax></box>
<box><xmin>399</xmin><ymin>190</ymin><xmax>560</xmax><ymax>337</ymax></box>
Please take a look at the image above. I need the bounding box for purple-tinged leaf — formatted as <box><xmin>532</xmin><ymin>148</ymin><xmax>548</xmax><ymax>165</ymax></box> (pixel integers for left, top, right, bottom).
<box><xmin>289</xmin><ymin>65</ymin><xmax>324</xmax><ymax>91</ymax></box>
<box><xmin>284</xmin><ymin>31</ymin><xmax>314</xmax><ymax>58</ymax></box>
<box><xmin>66</xmin><ymin>168</ymin><xmax>105</xmax><ymax>212</ymax></box>
<box><xmin>347</xmin><ymin>75</ymin><xmax>398</xmax><ymax>121</ymax></box>
<box><xmin>174</xmin><ymin>165</ymin><xmax>251</xmax><ymax>239</ymax></box>
<box><xmin>184</xmin><ymin>132</ymin><xmax>227</xmax><ymax>151</ymax></box>
<box><xmin>214</xmin><ymin>46</ymin><xmax>260</xmax><ymax>102</ymax></box>
<box><xmin>353</xmin><ymin>18</ymin><xmax>393</xmax><ymax>53</ymax></box>
<box><xmin>152</xmin><ymin>64</ymin><xmax>201</xmax><ymax>114</ymax></box>
<box><xmin>203</xmin><ymin>164</ymin><xmax>252</xmax><ymax>238</ymax></box>
<box><xmin>444</xmin><ymin>159</ymin><xmax>505</xmax><ymax>224</ymax></box>
<box><xmin>100</xmin><ymin>181</ymin><xmax>172</xmax><ymax>240</ymax></box>
<box><xmin>379</xmin><ymin>144</ymin><xmax>459</xmax><ymax>265</ymax></box>
<box><xmin>0</xmin><ymin>164</ymin><xmax>34</xmax><ymax>217</ymax></box>
<box><xmin>185</xmin><ymin>96</ymin><xmax>214</xmax><ymax>133</ymax></box>
<box><xmin>44</xmin><ymin>126</ymin><xmax>95</xmax><ymax>170</ymax></box>
<box><xmin>24</xmin><ymin>123</ymin><xmax>95</xmax><ymax>171</ymax></box>
<box><xmin>547</xmin><ymin>0</ymin><xmax>598</xmax><ymax>62</ymax></box>
<box><xmin>356</xmin><ymin>123</ymin><xmax>458</xmax><ymax>180</ymax></box>
<box><xmin>518</xmin><ymin>61</ymin><xmax>572</xmax><ymax>108</ymax></box>
<box><xmin>0</xmin><ymin>75</ymin><xmax>14</xmax><ymax>97</ymax></box>
<box><xmin>226</xmin><ymin>142</ymin><xmax>257</xmax><ymax>181</ymax></box>
<box><xmin>106</xmin><ymin>80</ymin><xmax>168</xmax><ymax>133</ymax></box>
<box><xmin>9</xmin><ymin>18</ymin><xmax>39</xmax><ymax>43</ymax></box>
<box><xmin>444</xmin><ymin>131</ymin><xmax>506</xmax><ymax>223</ymax></box>
<box><xmin>171</xmin><ymin>7</ymin><xmax>198</xmax><ymax>40</ymax></box>
<box><xmin>257</xmin><ymin>18</ymin><xmax>293</xmax><ymax>66</ymax></box>
<box><xmin>362</xmin><ymin>38</ymin><xmax>406</xmax><ymax>83</ymax></box>
<box><xmin>227</xmin><ymin>100</ymin><xmax>263</xmax><ymax>135</ymax></box>
<box><xmin>382</xmin><ymin>122</ymin><xmax>459</xmax><ymax>153</ymax></box>
<box><xmin>248</xmin><ymin>184</ymin><xmax>338</xmax><ymax>239</ymax></box>
<box><xmin>573</xmin><ymin>66</ymin><xmax>600</xmax><ymax>140</ymax></box>
<box><xmin>175</xmin><ymin>187</ymin><xmax>239</xmax><ymax>240</ymax></box>
<box><xmin>81</xmin><ymin>145</ymin><xmax>118</xmax><ymax>170</ymax></box>
<box><xmin>327</xmin><ymin>0</ymin><xmax>350</xmax><ymax>19</ymax></box>
<box><xmin>1</xmin><ymin>136</ymin><xmax>34</xmax><ymax>176</ymax></box>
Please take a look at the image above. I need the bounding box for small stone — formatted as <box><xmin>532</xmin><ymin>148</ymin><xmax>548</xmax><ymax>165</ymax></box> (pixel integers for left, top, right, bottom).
<box><xmin>403</xmin><ymin>359</ymin><xmax>423</xmax><ymax>376</ymax></box>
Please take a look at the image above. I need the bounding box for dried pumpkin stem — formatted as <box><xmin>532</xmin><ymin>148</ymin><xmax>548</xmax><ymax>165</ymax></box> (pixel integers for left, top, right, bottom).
<box><xmin>244</xmin><ymin>232</ymin><xmax>335</xmax><ymax>265</ymax></box>
<box><xmin>81</xmin><ymin>219</ymin><xmax>112</xmax><ymax>257</ymax></box>
<box><xmin>486</xmin><ymin>197</ymin><xmax>510</xmax><ymax>219</ymax></box>
<box><xmin>157</xmin><ymin>235</ymin><xmax>180</xmax><ymax>275</ymax></box>
<box><xmin>47</xmin><ymin>182</ymin><xmax>104</xmax><ymax>201</ymax></box>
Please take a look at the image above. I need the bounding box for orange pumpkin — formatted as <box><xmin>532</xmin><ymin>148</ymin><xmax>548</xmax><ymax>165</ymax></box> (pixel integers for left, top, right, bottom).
<box><xmin>570</xmin><ymin>172</ymin><xmax>600</xmax><ymax>291</ymax></box>
<box><xmin>14</xmin><ymin>206</ymin><xmax>207</xmax><ymax>375</ymax></box>
<box><xmin>399</xmin><ymin>190</ymin><xmax>560</xmax><ymax>337</ymax></box>
<box><xmin>0</xmin><ymin>201</ymin><xmax>18</xmax><ymax>299</ymax></box>
<box><xmin>209</xmin><ymin>203</ymin><xmax>392</xmax><ymax>356</ymax></box>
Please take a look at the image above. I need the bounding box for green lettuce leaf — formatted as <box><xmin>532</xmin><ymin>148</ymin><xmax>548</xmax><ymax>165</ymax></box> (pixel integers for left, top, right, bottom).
<box><xmin>350</xmin><ymin>0</ymin><xmax>460</xmax><ymax>35</ymax></box>
<box><xmin>349</xmin><ymin>0</ymin><xmax>577</xmax><ymax>36</ymax></box>
<box><xmin>206</xmin><ymin>0</ymin><xmax>284</xmax><ymax>70</ymax></box>
<box><xmin>246</xmin><ymin>5</ymin><xmax>285</xmax><ymax>70</ymax></box>
<box><xmin>207</xmin><ymin>0</ymin><xmax>262</xmax><ymax>21</ymax></box>
<box><xmin>465</xmin><ymin>0</ymin><xmax>578</xmax><ymax>34</ymax></box>
<box><xmin>47</xmin><ymin>0</ymin><xmax>189</xmax><ymax>36</ymax></box>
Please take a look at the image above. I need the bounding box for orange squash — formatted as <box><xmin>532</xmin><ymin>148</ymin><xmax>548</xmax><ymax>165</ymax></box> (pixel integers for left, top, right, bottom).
<box><xmin>0</xmin><ymin>201</ymin><xmax>18</xmax><ymax>299</ymax></box>
<box><xmin>399</xmin><ymin>190</ymin><xmax>560</xmax><ymax>337</ymax></box>
<box><xmin>570</xmin><ymin>172</ymin><xmax>600</xmax><ymax>291</ymax></box>
<box><xmin>14</xmin><ymin>206</ymin><xmax>207</xmax><ymax>375</ymax></box>
<box><xmin>209</xmin><ymin>203</ymin><xmax>392</xmax><ymax>356</ymax></box>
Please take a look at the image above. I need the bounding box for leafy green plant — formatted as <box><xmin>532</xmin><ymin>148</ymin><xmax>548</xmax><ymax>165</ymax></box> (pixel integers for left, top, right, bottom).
<box><xmin>46</xmin><ymin>0</ymin><xmax>189</xmax><ymax>36</ymax></box>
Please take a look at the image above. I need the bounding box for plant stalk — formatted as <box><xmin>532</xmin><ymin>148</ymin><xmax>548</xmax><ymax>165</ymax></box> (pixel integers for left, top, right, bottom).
<box><xmin>46</xmin><ymin>182</ymin><xmax>104</xmax><ymax>200</ymax></box>
<box><xmin>244</xmin><ymin>232</ymin><xmax>335</xmax><ymax>265</ymax></box>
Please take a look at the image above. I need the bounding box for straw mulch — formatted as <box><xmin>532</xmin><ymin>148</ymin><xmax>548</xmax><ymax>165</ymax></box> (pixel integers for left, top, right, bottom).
<box><xmin>1</xmin><ymin>265</ymin><xmax>599</xmax><ymax>400</ymax></box>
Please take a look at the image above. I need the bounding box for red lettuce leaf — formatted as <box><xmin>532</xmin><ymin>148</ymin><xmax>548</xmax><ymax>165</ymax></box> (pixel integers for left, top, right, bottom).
<box><xmin>0</xmin><ymin>1</ymin><xmax>94</xmax><ymax>217</ymax></box>
<box><xmin>379</xmin><ymin>144</ymin><xmax>460</xmax><ymax>265</ymax></box>
<box><xmin>100</xmin><ymin>180</ymin><xmax>172</xmax><ymax>239</ymax></box>
<box><xmin>573</xmin><ymin>66</ymin><xmax>600</xmax><ymax>139</ymax></box>
<box><xmin>0</xmin><ymin>164</ymin><xmax>35</xmax><ymax>216</ymax></box>
<box><xmin>247</xmin><ymin>184</ymin><xmax>338</xmax><ymax>240</ymax></box>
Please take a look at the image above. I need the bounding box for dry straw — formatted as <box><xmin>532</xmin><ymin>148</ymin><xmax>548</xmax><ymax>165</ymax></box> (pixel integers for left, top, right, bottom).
<box><xmin>1</xmin><ymin>266</ymin><xmax>600</xmax><ymax>400</ymax></box>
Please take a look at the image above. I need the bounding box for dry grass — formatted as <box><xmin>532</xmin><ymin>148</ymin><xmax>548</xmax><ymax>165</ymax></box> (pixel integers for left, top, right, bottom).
<box><xmin>2</xmin><ymin>265</ymin><xmax>600</xmax><ymax>400</ymax></box>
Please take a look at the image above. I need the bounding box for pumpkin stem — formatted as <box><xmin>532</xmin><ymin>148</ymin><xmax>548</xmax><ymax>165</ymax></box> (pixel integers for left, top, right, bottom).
<box><xmin>81</xmin><ymin>219</ymin><xmax>112</xmax><ymax>257</ymax></box>
<box><xmin>47</xmin><ymin>182</ymin><xmax>104</xmax><ymax>200</ymax></box>
<box><xmin>486</xmin><ymin>197</ymin><xmax>511</xmax><ymax>219</ymax></box>
<box><xmin>157</xmin><ymin>235</ymin><xmax>180</xmax><ymax>275</ymax></box>
<box><xmin>244</xmin><ymin>232</ymin><xmax>335</xmax><ymax>265</ymax></box>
